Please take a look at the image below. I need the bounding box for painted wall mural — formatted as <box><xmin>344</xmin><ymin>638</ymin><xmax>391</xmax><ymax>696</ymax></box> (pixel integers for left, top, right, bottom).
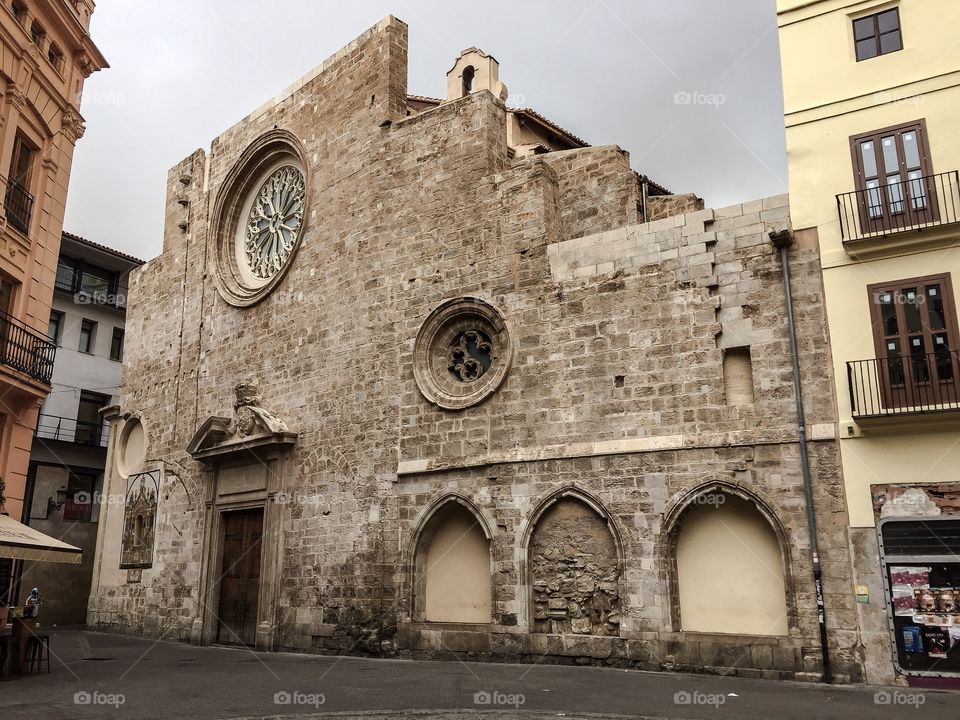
<box><xmin>120</xmin><ymin>470</ymin><xmax>160</xmax><ymax>569</ymax></box>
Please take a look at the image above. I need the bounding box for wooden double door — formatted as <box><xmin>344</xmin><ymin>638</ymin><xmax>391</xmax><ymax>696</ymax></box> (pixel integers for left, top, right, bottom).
<box><xmin>851</xmin><ymin>121</ymin><xmax>939</xmax><ymax>234</ymax></box>
<box><xmin>869</xmin><ymin>274</ymin><xmax>960</xmax><ymax>409</ymax></box>
<box><xmin>216</xmin><ymin>508</ymin><xmax>263</xmax><ymax>646</ymax></box>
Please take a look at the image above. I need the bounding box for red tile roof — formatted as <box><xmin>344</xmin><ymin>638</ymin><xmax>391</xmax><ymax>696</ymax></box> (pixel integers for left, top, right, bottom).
<box><xmin>61</xmin><ymin>231</ymin><xmax>145</xmax><ymax>266</ymax></box>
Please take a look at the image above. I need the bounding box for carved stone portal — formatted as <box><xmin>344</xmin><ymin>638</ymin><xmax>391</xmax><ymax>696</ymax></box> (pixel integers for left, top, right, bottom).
<box><xmin>186</xmin><ymin>380</ymin><xmax>298</xmax><ymax>652</ymax></box>
<box><xmin>120</xmin><ymin>470</ymin><xmax>160</xmax><ymax>569</ymax></box>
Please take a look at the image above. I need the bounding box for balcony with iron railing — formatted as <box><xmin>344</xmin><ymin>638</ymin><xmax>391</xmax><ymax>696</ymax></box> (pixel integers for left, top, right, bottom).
<box><xmin>837</xmin><ymin>171</ymin><xmax>960</xmax><ymax>244</ymax></box>
<box><xmin>847</xmin><ymin>350</ymin><xmax>960</xmax><ymax>420</ymax></box>
<box><xmin>3</xmin><ymin>177</ymin><xmax>34</xmax><ymax>235</ymax></box>
<box><xmin>0</xmin><ymin>309</ymin><xmax>56</xmax><ymax>384</ymax></box>
<box><xmin>34</xmin><ymin>413</ymin><xmax>109</xmax><ymax>447</ymax></box>
<box><xmin>55</xmin><ymin>263</ymin><xmax>126</xmax><ymax>309</ymax></box>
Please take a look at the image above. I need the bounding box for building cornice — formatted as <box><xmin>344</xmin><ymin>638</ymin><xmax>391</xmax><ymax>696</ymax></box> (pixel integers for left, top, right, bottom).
<box><xmin>778</xmin><ymin>0</ymin><xmax>893</xmax><ymax>27</ymax></box>
<box><xmin>34</xmin><ymin>0</ymin><xmax>108</xmax><ymax>72</ymax></box>
<box><xmin>784</xmin><ymin>69</ymin><xmax>960</xmax><ymax>128</ymax></box>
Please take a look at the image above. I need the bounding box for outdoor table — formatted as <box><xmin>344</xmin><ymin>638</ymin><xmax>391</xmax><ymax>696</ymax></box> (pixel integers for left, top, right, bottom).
<box><xmin>0</xmin><ymin>617</ymin><xmax>38</xmax><ymax>676</ymax></box>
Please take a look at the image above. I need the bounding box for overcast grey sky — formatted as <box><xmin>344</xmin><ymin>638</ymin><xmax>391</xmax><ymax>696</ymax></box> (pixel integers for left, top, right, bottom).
<box><xmin>63</xmin><ymin>0</ymin><xmax>785</xmax><ymax>259</ymax></box>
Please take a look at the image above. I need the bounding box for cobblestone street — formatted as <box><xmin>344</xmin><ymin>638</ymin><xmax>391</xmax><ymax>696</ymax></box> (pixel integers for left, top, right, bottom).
<box><xmin>0</xmin><ymin>631</ymin><xmax>957</xmax><ymax>719</ymax></box>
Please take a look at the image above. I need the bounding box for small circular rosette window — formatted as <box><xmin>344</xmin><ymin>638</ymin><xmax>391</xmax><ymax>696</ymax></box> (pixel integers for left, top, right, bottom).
<box><xmin>413</xmin><ymin>298</ymin><xmax>513</xmax><ymax>410</ymax></box>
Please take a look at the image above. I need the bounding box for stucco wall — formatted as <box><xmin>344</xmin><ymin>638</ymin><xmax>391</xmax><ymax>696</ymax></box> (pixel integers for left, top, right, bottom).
<box><xmin>779</xmin><ymin>0</ymin><xmax>960</xmax><ymax>529</ymax></box>
<box><xmin>676</xmin><ymin>494</ymin><xmax>788</xmax><ymax>635</ymax></box>
<box><xmin>421</xmin><ymin>505</ymin><xmax>491</xmax><ymax>623</ymax></box>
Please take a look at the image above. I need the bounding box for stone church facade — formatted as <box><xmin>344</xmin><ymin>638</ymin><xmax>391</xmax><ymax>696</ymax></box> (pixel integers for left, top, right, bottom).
<box><xmin>88</xmin><ymin>17</ymin><xmax>864</xmax><ymax>682</ymax></box>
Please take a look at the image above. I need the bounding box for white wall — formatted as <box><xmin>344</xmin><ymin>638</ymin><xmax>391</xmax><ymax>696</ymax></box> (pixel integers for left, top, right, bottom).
<box><xmin>41</xmin><ymin>293</ymin><xmax>123</xmax><ymax>422</ymax></box>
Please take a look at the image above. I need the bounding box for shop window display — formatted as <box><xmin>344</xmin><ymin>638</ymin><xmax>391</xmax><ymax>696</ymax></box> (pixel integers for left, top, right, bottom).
<box><xmin>881</xmin><ymin>518</ymin><xmax>960</xmax><ymax>675</ymax></box>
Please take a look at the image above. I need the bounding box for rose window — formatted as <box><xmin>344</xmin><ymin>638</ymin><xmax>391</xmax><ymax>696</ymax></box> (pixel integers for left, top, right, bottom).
<box><xmin>449</xmin><ymin>330</ymin><xmax>493</xmax><ymax>381</ymax></box>
<box><xmin>414</xmin><ymin>298</ymin><xmax>513</xmax><ymax>410</ymax></box>
<box><xmin>244</xmin><ymin>165</ymin><xmax>305</xmax><ymax>279</ymax></box>
<box><xmin>211</xmin><ymin>130</ymin><xmax>309</xmax><ymax>307</ymax></box>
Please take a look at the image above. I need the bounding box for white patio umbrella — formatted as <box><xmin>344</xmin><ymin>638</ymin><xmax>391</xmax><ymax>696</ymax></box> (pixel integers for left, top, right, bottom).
<box><xmin>0</xmin><ymin>513</ymin><xmax>82</xmax><ymax>564</ymax></box>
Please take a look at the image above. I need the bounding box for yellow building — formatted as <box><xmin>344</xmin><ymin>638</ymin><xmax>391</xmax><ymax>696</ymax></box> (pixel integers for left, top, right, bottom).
<box><xmin>779</xmin><ymin>0</ymin><xmax>960</xmax><ymax>684</ymax></box>
<box><xmin>0</xmin><ymin>2</ymin><xmax>104</xmax><ymax>532</ymax></box>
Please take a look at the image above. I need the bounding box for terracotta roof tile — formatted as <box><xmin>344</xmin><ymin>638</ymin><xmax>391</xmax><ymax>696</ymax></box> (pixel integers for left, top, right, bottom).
<box><xmin>61</xmin><ymin>231</ymin><xmax>145</xmax><ymax>266</ymax></box>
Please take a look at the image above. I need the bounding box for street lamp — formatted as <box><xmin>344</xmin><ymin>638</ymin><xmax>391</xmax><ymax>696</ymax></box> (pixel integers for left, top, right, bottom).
<box><xmin>46</xmin><ymin>486</ymin><xmax>68</xmax><ymax>516</ymax></box>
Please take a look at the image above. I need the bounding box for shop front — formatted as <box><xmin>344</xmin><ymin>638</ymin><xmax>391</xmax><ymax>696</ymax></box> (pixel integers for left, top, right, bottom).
<box><xmin>878</xmin><ymin>514</ymin><xmax>960</xmax><ymax>679</ymax></box>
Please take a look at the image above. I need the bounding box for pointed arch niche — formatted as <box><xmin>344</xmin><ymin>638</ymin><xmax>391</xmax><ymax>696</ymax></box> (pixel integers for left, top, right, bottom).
<box><xmin>412</xmin><ymin>496</ymin><xmax>493</xmax><ymax>624</ymax></box>
<box><xmin>524</xmin><ymin>488</ymin><xmax>623</xmax><ymax>636</ymax></box>
<box><xmin>666</xmin><ymin>484</ymin><xmax>791</xmax><ymax>636</ymax></box>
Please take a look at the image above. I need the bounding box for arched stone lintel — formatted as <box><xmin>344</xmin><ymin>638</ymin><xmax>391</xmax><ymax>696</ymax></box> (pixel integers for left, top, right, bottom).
<box><xmin>521</xmin><ymin>484</ymin><xmax>625</xmax><ymax>566</ymax></box>
<box><xmin>658</xmin><ymin>480</ymin><xmax>798</xmax><ymax>635</ymax></box>
<box><xmin>409</xmin><ymin>491</ymin><xmax>495</xmax><ymax>546</ymax></box>
<box><xmin>662</xmin><ymin>480</ymin><xmax>791</xmax><ymax>562</ymax></box>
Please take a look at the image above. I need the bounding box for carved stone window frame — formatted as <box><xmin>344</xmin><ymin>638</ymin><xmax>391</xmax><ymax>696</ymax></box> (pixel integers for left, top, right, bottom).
<box><xmin>413</xmin><ymin>297</ymin><xmax>513</xmax><ymax>410</ymax></box>
<box><xmin>211</xmin><ymin>129</ymin><xmax>310</xmax><ymax>307</ymax></box>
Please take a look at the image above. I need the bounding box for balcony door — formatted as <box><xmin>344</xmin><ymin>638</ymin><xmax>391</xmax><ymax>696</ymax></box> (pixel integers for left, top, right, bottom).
<box><xmin>5</xmin><ymin>134</ymin><xmax>35</xmax><ymax>235</ymax></box>
<box><xmin>0</xmin><ymin>277</ymin><xmax>15</xmax><ymax>369</ymax></box>
<box><xmin>0</xmin><ymin>278</ymin><xmax>13</xmax><ymax>316</ymax></box>
<box><xmin>869</xmin><ymin>274</ymin><xmax>960</xmax><ymax>409</ymax></box>
<box><xmin>851</xmin><ymin>121</ymin><xmax>938</xmax><ymax>234</ymax></box>
<box><xmin>75</xmin><ymin>390</ymin><xmax>108</xmax><ymax>445</ymax></box>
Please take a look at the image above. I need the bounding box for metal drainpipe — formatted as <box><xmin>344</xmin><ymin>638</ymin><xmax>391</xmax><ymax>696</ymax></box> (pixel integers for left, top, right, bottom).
<box><xmin>641</xmin><ymin>178</ymin><xmax>650</xmax><ymax>222</ymax></box>
<box><xmin>770</xmin><ymin>228</ymin><xmax>833</xmax><ymax>684</ymax></box>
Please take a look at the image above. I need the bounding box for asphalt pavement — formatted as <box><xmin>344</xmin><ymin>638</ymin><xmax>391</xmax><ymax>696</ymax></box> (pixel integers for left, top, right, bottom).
<box><xmin>0</xmin><ymin>629</ymin><xmax>957</xmax><ymax>719</ymax></box>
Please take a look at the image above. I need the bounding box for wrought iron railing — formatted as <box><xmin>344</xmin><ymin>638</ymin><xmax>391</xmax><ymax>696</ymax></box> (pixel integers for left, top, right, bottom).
<box><xmin>847</xmin><ymin>351</ymin><xmax>960</xmax><ymax>418</ymax></box>
<box><xmin>34</xmin><ymin>413</ymin><xmax>108</xmax><ymax>447</ymax></box>
<box><xmin>837</xmin><ymin>170</ymin><xmax>960</xmax><ymax>242</ymax></box>
<box><xmin>0</xmin><ymin>309</ymin><xmax>56</xmax><ymax>383</ymax></box>
<box><xmin>54</xmin><ymin>263</ymin><xmax>125</xmax><ymax>308</ymax></box>
<box><xmin>3</xmin><ymin>178</ymin><xmax>34</xmax><ymax>235</ymax></box>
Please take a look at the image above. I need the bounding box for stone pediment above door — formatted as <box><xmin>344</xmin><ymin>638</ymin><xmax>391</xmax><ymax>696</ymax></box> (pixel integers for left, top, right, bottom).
<box><xmin>187</xmin><ymin>382</ymin><xmax>297</xmax><ymax>463</ymax></box>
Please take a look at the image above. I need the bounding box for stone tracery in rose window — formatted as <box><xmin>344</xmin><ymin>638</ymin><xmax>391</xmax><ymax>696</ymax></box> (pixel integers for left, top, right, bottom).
<box><xmin>244</xmin><ymin>165</ymin><xmax>305</xmax><ymax>279</ymax></box>
<box><xmin>448</xmin><ymin>330</ymin><xmax>493</xmax><ymax>381</ymax></box>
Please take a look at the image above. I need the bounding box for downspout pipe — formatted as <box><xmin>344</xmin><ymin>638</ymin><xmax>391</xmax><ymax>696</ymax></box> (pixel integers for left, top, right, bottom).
<box><xmin>641</xmin><ymin>178</ymin><xmax>649</xmax><ymax>223</ymax></box>
<box><xmin>770</xmin><ymin>228</ymin><xmax>833</xmax><ymax>684</ymax></box>
<box><xmin>638</xmin><ymin>175</ymin><xmax>650</xmax><ymax>222</ymax></box>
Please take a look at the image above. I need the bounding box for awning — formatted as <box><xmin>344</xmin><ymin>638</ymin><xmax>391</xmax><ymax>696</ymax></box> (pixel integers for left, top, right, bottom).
<box><xmin>0</xmin><ymin>513</ymin><xmax>82</xmax><ymax>564</ymax></box>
